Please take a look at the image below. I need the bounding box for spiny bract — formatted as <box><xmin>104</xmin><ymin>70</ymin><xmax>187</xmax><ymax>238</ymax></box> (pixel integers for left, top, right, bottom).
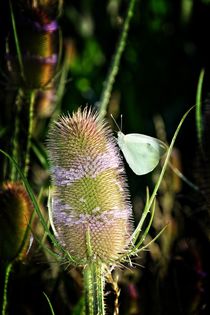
<box><xmin>47</xmin><ymin>108</ymin><xmax>133</xmax><ymax>265</ymax></box>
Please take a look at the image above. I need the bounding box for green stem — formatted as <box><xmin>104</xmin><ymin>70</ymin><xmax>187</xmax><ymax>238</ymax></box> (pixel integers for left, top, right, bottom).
<box><xmin>83</xmin><ymin>262</ymin><xmax>105</xmax><ymax>315</ymax></box>
<box><xmin>99</xmin><ymin>0</ymin><xmax>137</xmax><ymax>119</ymax></box>
<box><xmin>9</xmin><ymin>0</ymin><xmax>25</xmax><ymax>82</ymax></box>
<box><xmin>24</xmin><ymin>91</ymin><xmax>35</xmax><ymax>177</ymax></box>
<box><xmin>1</xmin><ymin>263</ymin><xmax>13</xmax><ymax>315</ymax></box>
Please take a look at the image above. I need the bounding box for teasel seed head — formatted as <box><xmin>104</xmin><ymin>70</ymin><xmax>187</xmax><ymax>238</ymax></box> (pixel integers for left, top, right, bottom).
<box><xmin>0</xmin><ymin>182</ymin><xmax>33</xmax><ymax>264</ymax></box>
<box><xmin>47</xmin><ymin>107</ymin><xmax>133</xmax><ymax>266</ymax></box>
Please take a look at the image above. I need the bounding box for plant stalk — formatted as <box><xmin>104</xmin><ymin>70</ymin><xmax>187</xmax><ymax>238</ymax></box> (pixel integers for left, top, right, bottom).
<box><xmin>83</xmin><ymin>261</ymin><xmax>105</xmax><ymax>315</ymax></box>
<box><xmin>1</xmin><ymin>262</ymin><xmax>12</xmax><ymax>315</ymax></box>
<box><xmin>99</xmin><ymin>0</ymin><xmax>137</xmax><ymax>119</ymax></box>
<box><xmin>24</xmin><ymin>91</ymin><xmax>35</xmax><ymax>177</ymax></box>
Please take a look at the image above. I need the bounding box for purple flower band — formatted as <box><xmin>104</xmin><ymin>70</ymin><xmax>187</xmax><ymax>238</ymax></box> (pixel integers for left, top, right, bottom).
<box><xmin>5</xmin><ymin>53</ymin><xmax>58</xmax><ymax>65</ymax></box>
<box><xmin>33</xmin><ymin>21</ymin><xmax>58</xmax><ymax>32</ymax></box>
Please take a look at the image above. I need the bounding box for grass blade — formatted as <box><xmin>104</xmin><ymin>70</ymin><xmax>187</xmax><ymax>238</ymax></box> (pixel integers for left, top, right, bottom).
<box><xmin>43</xmin><ymin>292</ymin><xmax>56</xmax><ymax>315</ymax></box>
<box><xmin>196</xmin><ymin>68</ymin><xmax>205</xmax><ymax>149</ymax></box>
<box><xmin>131</xmin><ymin>105</ymin><xmax>195</xmax><ymax>245</ymax></box>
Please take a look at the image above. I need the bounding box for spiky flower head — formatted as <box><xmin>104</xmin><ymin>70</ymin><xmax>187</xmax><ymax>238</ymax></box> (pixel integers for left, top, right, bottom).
<box><xmin>47</xmin><ymin>108</ymin><xmax>133</xmax><ymax>265</ymax></box>
<box><xmin>0</xmin><ymin>182</ymin><xmax>33</xmax><ymax>264</ymax></box>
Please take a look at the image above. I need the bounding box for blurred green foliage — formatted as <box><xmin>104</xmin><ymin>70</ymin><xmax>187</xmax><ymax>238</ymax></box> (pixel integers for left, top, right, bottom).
<box><xmin>62</xmin><ymin>0</ymin><xmax>209</xmax><ymax>135</ymax></box>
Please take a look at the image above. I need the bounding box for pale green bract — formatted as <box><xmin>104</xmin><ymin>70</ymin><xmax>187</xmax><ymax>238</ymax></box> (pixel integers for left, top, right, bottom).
<box><xmin>117</xmin><ymin>131</ymin><xmax>167</xmax><ymax>175</ymax></box>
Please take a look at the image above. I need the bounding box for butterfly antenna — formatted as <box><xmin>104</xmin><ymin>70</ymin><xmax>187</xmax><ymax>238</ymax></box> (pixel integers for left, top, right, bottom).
<box><xmin>110</xmin><ymin>114</ymin><xmax>121</xmax><ymax>131</ymax></box>
<box><xmin>120</xmin><ymin>114</ymin><xmax>123</xmax><ymax>130</ymax></box>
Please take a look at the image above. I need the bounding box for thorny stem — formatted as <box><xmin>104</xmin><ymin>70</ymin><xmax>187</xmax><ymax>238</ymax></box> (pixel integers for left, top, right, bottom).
<box><xmin>99</xmin><ymin>0</ymin><xmax>137</xmax><ymax>119</ymax></box>
<box><xmin>24</xmin><ymin>91</ymin><xmax>35</xmax><ymax>177</ymax></box>
<box><xmin>1</xmin><ymin>262</ymin><xmax>12</xmax><ymax>315</ymax></box>
<box><xmin>83</xmin><ymin>262</ymin><xmax>105</xmax><ymax>315</ymax></box>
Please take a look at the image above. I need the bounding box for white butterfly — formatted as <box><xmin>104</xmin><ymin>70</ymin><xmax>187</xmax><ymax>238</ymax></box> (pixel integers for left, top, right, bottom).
<box><xmin>117</xmin><ymin>131</ymin><xmax>167</xmax><ymax>175</ymax></box>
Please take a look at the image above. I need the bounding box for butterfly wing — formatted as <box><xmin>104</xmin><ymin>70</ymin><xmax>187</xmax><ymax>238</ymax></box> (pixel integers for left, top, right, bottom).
<box><xmin>118</xmin><ymin>132</ymin><xmax>167</xmax><ymax>175</ymax></box>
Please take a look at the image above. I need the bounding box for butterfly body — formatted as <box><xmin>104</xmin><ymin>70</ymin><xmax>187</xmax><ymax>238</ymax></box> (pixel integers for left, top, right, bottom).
<box><xmin>117</xmin><ymin>131</ymin><xmax>167</xmax><ymax>175</ymax></box>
